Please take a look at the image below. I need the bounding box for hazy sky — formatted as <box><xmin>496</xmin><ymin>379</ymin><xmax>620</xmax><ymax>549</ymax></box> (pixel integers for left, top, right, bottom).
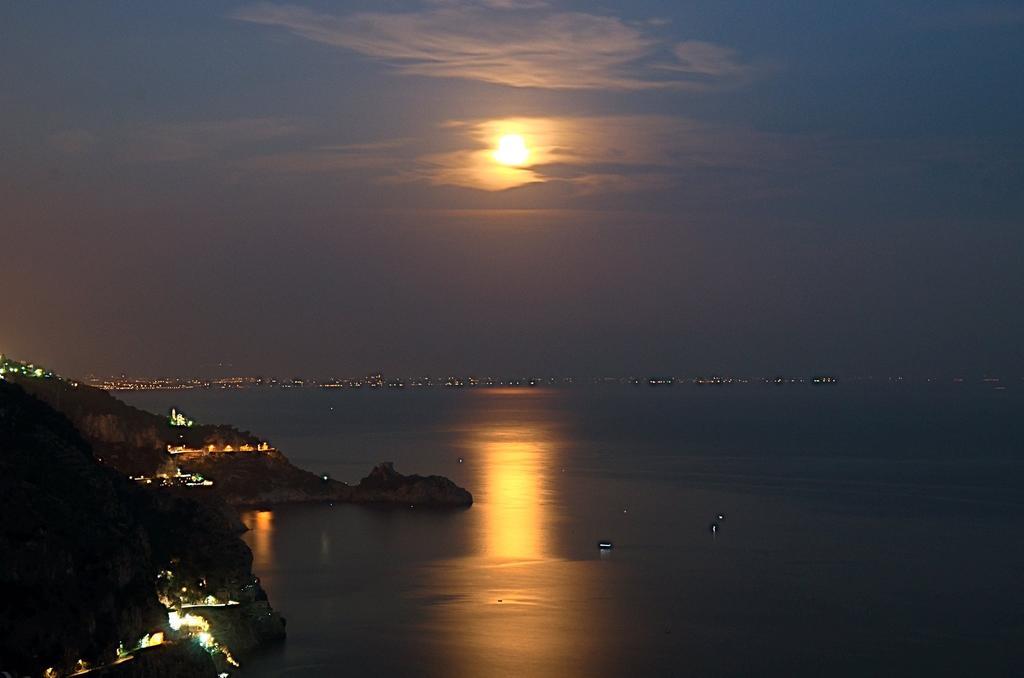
<box><xmin>2</xmin><ymin>1</ymin><xmax>1022</xmax><ymax>377</ymax></box>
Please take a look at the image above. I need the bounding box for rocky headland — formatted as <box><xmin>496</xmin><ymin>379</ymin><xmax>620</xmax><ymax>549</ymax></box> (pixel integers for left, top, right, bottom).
<box><xmin>1</xmin><ymin>358</ymin><xmax>472</xmax><ymax>677</ymax></box>
<box><xmin>8</xmin><ymin>368</ymin><xmax>472</xmax><ymax>508</ymax></box>
<box><xmin>0</xmin><ymin>379</ymin><xmax>284</xmax><ymax>677</ymax></box>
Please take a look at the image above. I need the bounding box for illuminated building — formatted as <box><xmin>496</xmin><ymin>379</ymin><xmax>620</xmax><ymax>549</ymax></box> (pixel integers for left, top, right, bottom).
<box><xmin>168</xmin><ymin>408</ymin><xmax>195</xmax><ymax>428</ymax></box>
<box><xmin>167</xmin><ymin>442</ymin><xmax>274</xmax><ymax>455</ymax></box>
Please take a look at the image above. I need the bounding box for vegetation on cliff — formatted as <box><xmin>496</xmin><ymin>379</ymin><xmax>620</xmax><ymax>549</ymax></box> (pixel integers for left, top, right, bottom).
<box><xmin>9</xmin><ymin>366</ymin><xmax>472</xmax><ymax>507</ymax></box>
<box><xmin>8</xmin><ymin>370</ymin><xmax>264</xmax><ymax>478</ymax></box>
<box><xmin>1</xmin><ymin>355</ymin><xmax>471</xmax><ymax>675</ymax></box>
<box><xmin>0</xmin><ymin>381</ymin><xmax>283</xmax><ymax>677</ymax></box>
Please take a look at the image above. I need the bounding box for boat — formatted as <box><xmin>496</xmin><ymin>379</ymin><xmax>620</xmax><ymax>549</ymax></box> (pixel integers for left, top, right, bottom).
<box><xmin>598</xmin><ymin>541</ymin><xmax>614</xmax><ymax>550</ymax></box>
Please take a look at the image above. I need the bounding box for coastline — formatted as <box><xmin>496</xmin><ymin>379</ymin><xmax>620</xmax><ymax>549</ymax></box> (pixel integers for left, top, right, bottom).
<box><xmin>2</xmin><ymin>364</ymin><xmax>471</xmax><ymax>677</ymax></box>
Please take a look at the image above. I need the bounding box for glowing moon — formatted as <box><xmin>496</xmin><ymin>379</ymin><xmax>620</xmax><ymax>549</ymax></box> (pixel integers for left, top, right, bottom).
<box><xmin>493</xmin><ymin>134</ymin><xmax>530</xmax><ymax>166</ymax></box>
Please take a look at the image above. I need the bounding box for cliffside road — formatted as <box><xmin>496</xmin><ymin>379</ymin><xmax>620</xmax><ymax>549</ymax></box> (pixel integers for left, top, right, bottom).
<box><xmin>1</xmin><ymin>380</ymin><xmax>284</xmax><ymax>677</ymax></box>
<box><xmin>2</xmin><ymin>360</ymin><xmax>471</xmax><ymax>676</ymax></box>
<box><xmin>10</xmin><ymin>371</ymin><xmax>472</xmax><ymax>508</ymax></box>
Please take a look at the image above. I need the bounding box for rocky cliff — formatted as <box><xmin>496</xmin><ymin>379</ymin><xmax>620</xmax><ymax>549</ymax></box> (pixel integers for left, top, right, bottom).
<box><xmin>0</xmin><ymin>381</ymin><xmax>283</xmax><ymax>678</ymax></box>
<box><xmin>11</xmin><ymin>372</ymin><xmax>472</xmax><ymax>508</ymax></box>
<box><xmin>347</xmin><ymin>461</ymin><xmax>474</xmax><ymax>506</ymax></box>
<box><xmin>9</xmin><ymin>375</ymin><xmax>263</xmax><ymax>478</ymax></box>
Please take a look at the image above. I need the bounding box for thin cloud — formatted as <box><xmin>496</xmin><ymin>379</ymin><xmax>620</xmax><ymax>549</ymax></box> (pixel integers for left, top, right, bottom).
<box><xmin>213</xmin><ymin>115</ymin><xmax>789</xmax><ymax>194</ymax></box>
<box><xmin>662</xmin><ymin>42</ymin><xmax>754</xmax><ymax>82</ymax></box>
<box><xmin>232</xmin><ymin>2</ymin><xmax>754</xmax><ymax>90</ymax></box>
<box><xmin>48</xmin><ymin>129</ymin><xmax>98</xmax><ymax>154</ymax></box>
<box><xmin>921</xmin><ymin>3</ymin><xmax>1024</xmax><ymax>29</ymax></box>
<box><xmin>117</xmin><ymin>118</ymin><xmax>301</xmax><ymax>163</ymax></box>
<box><xmin>426</xmin><ymin>0</ymin><xmax>552</xmax><ymax>8</ymax></box>
<box><xmin>236</xmin><ymin>138</ymin><xmax>413</xmax><ymax>174</ymax></box>
<box><xmin>405</xmin><ymin>116</ymin><xmax>795</xmax><ymax>192</ymax></box>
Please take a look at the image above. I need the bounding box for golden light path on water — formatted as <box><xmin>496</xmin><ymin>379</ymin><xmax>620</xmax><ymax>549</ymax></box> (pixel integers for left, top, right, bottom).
<box><xmin>480</xmin><ymin>428</ymin><xmax>548</xmax><ymax>560</ymax></box>
<box><xmin>240</xmin><ymin>390</ymin><xmax>613</xmax><ymax>677</ymax></box>
<box><xmin>423</xmin><ymin>390</ymin><xmax>606</xmax><ymax>678</ymax></box>
<box><xmin>248</xmin><ymin>510</ymin><xmax>274</xmax><ymax>565</ymax></box>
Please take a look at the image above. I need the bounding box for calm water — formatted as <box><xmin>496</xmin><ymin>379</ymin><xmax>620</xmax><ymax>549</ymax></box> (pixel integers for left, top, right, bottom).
<box><xmin>122</xmin><ymin>385</ymin><xmax>1024</xmax><ymax>677</ymax></box>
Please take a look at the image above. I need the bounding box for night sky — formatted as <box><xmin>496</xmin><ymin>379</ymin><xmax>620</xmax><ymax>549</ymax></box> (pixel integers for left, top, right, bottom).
<box><xmin>2</xmin><ymin>1</ymin><xmax>1022</xmax><ymax>377</ymax></box>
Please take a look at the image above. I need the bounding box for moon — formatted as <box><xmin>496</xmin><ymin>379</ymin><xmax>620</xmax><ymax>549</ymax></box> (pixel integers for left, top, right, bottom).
<box><xmin>493</xmin><ymin>134</ymin><xmax>530</xmax><ymax>166</ymax></box>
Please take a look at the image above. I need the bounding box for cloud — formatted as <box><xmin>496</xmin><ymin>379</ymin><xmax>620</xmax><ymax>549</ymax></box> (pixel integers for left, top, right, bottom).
<box><xmin>232</xmin><ymin>2</ymin><xmax>754</xmax><ymax>90</ymax></box>
<box><xmin>427</xmin><ymin>0</ymin><xmax>551</xmax><ymax>8</ymax></box>
<box><xmin>225</xmin><ymin>115</ymin><xmax>808</xmax><ymax>198</ymax></box>
<box><xmin>664</xmin><ymin>42</ymin><xmax>753</xmax><ymax>81</ymax></box>
<box><xmin>117</xmin><ymin>118</ymin><xmax>300</xmax><ymax>163</ymax></box>
<box><xmin>235</xmin><ymin>139</ymin><xmax>412</xmax><ymax>174</ymax></box>
<box><xmin>921</xmin><ymin>3</ymin><xmax>1024</xmax><ymax>29</ymax></box>
<box><xmin>403</xmin><ymin>115</ymin><xmax>794</xmax><ymax>192</ymax></box>
<box><xmin>48</xmin><ymin>129</ymin><xmax>98</xmax><ymax>154</ymax></box>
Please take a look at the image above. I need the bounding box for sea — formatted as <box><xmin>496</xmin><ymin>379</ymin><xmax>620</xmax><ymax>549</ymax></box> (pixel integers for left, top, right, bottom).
<box><xmin>121</xmin><ymin>383</ymin><xmax>1024</xmax><ymax>677</ymax></box>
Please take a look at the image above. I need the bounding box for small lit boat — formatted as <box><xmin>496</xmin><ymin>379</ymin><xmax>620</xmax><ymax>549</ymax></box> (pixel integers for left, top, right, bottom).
<box><xmin>598</xmin><ymin>541</ymin><xmax>614</xmax><ymax>550</ymax></box>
